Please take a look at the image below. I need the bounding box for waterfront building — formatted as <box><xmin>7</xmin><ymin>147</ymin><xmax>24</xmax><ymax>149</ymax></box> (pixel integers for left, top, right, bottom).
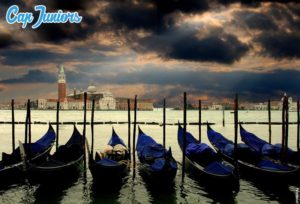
<box><xmin>116</xmin><ymin>98</ymin><xmax>154</xmax><ymax>110</ymax></box>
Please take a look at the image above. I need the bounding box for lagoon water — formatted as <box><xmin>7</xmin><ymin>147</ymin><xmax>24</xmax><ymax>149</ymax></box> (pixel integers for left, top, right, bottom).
<box><xmin>0</xmin><ymin>109</ymin><xmax>298</xmax><ymax>204</ymax></box>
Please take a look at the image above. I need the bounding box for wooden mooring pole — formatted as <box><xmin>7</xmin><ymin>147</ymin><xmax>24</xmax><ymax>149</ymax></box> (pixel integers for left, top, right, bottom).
<box><xmin>127</xmin><ymin>99</ymin><xmax>131</xmax><ymax>161</ymax></box>
<box><xmin>11</xmin><ymin>99</ymin><xmax>15</xmax><ymax>152</ymax></box>
<box><xmin>28</xmin><ymin>99</ymin><xmax>32</xmax><ymax>160</ymax></box>
<box><xmin>222</xmin><ymin>109</ymin><xmax>225</xmax><ymax>127</ymax></box>
<box><xmin>56</xmin><ymin>101</ymin><xmax>60</xmax><ymax>151</ymax></box>
<box><xmin>83</xmin><ymin>92</ymin><xmax>87</xmax><ymax>172</ymax></box>
<box><xmin>281</xmin><ymin>96</ymin><xmax>286</xmax><ymax>162</ymax></box>
<box><xmin>199</xmin><ymin>100</ymin><xmax>202</xmax><ymax>142</ymax></box>
<box><xmin>297</xmin><ymin>100</ymin><xmax>300</xmax><ymax>152</ymax></box>
<box><xmin>163</xmin><ymin>98</ymin><xmax>166</xmax><ymax>148</ymax></box>
<box><xmin>182</xmin><ymin>92</ymin><xmax>187</xmax><ymax>182</ymax></box>
<box><xmin>285</xmin><ymin>97</ymin><xmax>289</xmax><ymax>156</ymax></box>
<box><xmin>268</xmin><ymin>99</ymin><xmax>272</xmax><ymax>144</ymax></box>
<box><xmin>234</xmin><ymin>94</ymin><xmax>238</xmax><ymax>162</ymax></box>
<box><xmin>133</xmin><ymin>95</ymin><xmax>137</xmax><ymax>177</ymax></box>
<box><xmin>91</xmin><ymin>99</ymin><xmax>95</xmax><ymax>158</ymax></box>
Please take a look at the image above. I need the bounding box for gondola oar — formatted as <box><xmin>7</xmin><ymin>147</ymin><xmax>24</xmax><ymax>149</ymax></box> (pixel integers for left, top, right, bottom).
<box><xmin>11</xmin><ymin>99</ymin><xmax>15</xmax><ymax>152</ymax></box>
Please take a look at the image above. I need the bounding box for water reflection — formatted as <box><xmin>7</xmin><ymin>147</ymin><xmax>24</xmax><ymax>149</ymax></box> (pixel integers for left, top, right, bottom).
<box><xmin>33</xmin><ymin>175</ymin><xmax>80</xmax><ymax>204</ymax></box>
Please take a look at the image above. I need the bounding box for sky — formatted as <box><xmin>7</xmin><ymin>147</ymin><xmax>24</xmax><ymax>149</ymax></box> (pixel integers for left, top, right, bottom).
<box><xmin>0</xmin><ymin>0</ymin><xmax>300</xmax><ymax>106</ymax></box>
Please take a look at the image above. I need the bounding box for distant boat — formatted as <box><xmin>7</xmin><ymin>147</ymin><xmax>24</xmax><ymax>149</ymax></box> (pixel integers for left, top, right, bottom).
<box><xmin>26</xmin><ymin>125</ymin><xmax>84</xmax><ymax>183</ymax></box>
<box><xmin>0</xmin><ymin>125</ymin><xmax>55</xmax><ymax>186</ymax></box>
<box><xmin>207</xmin><ymin>125</ymin><xmax>298</xmax><ymax>183</ymax></box>
<box><xmin>178</xmin><ymin>125</ymin><xmax>239</xmax><ymax>192</ymax></box>
<box><xmin>136</xmin><ymin>127</ymin><xmax>177</xmax><ymax>184</ymax></box>
<box><xmin>89</xmin><ymin>128</ymin><xmax>130</xmax><ymax>184</ymax></box>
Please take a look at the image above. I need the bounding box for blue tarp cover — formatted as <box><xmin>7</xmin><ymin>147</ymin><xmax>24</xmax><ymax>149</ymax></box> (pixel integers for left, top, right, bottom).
<box><xmin>240</xmin><ymin>127</ymin><xmax>274</xmax><ymax>156</ymax></box>
<box><xmin>136</xmin><ymin>131</ymin><xmax>159</xmax><ymax>154</ymax></box>
<box><xmin>108</xmin><ymin>130</ymin><xmax>126</xmax><ymax>147</ymax></box>
<box><xmin>273</xmin><ymin>144</ymin><xmax>294</xmax><ymax>158</ymax></box>
<box><xmin>257</xmin><ymin>160</ymin><xmax>294</xmax><ymax>171</ymax></box>
<box><xmin>139</xmin><ymin>144</ymin><xmax>165</xmax><ymax>160</ymax></box>
<box><xmin>240</xmin><ymin>127</ymin><xmax>297</xmax><ymax>158</ymax></box>
<box><xmin>137</xmin><ymin>129</ymin><xmax>177</xmax><ymax>172</ymax></box>
<box><xmin>207</xmin><ymin>127</ymin><xmax>250</xmax><ymax>156</ymax></box>
<box><xmin>207</xmin><ymin>128</ymin><xmax>233</xmax><ymax>155</ymax></box>
<box><xmin>203</xmin><ymin>161</ymin><xmax>233</xmax><ymax>175</ymax></box>
<box><xmin>25</xmin><ymin>125</ymin><xmax>56</xmax><ymax>154</ymax></box>
<box><xmin>150</xmin><ymin>158</ymin><xmax>166</xmax><ymax>172</ymax></box>
<box><xmin>186</xmin><ymin>143</ymin><xmax>216</xmax><ymax>158</ymax></box>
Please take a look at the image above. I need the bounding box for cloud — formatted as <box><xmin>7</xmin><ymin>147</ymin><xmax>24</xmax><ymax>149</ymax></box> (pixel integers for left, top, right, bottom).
<box><xmin>256</xmin><ymin>31</ymin><xmax>300</xmax><ymax>59</ymax></box>
<box><xmin>129</xmin><ymin>25</ymin><xmax>249</xmax><ymax>64</ymax></box>
<box><xmin>234</xmin><ymin>11</ymin><xmax>278</xmax><ymax>31</ymax></box>
<box><xmin>0</xmin><ymin>69</ymin><xmax>56</xmax><ymax>84</ymax></box>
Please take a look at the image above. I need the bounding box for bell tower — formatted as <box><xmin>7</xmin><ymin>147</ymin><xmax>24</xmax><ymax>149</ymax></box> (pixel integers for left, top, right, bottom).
<box><xmin>58</xmin><ymin>65</ymin><xmax>66</xmax><ymax>101</ymax></box>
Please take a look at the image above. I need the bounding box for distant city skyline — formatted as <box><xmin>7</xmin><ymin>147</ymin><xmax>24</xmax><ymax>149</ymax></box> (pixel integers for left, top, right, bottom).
<box><xmin>0</xmin><ymin>1</ymin><xmax>299</xmax><ymax>106</ymax></box>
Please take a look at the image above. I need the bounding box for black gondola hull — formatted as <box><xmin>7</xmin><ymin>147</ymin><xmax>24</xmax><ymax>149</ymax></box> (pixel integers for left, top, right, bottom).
<box><xmin>89</xmin><ymin>162</ymin><xmax>129</xmax><ymax>183</ymax></box>
<box><xmin>0</xmin><ymin>145</ymin><xmax>53</xmax><ymax>186</ymax></box>
<box><xmin>218</xmin><ymin>151</ymin><xmax>298</xmax><ymax>183</ymax></box>
<box><xmin>138</xmin><ymin>163</ymin><xmax>177</xmax><ymax>184</ymax></box>
<box><xmin>27</xmin><ymin>156</ymin><xmax>83</xmax><ymax>184</ymax></box>
<box><xmin>184</xmin><ymin>156</ymin><xmax>240</xmax><ymax>192</ymax></box>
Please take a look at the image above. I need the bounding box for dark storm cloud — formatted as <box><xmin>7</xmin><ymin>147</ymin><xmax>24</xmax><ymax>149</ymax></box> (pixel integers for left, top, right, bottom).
<box><xmin>0</xmin><ymin>69</ymin><xmax>56</xmax><ymax>83</ymax></box>
<box><xmin>0</xmin><ymin>44</ymin><xmax>118</xmax><ymax>66</ymax></box>
<box><xmin>256</xmin><ymin>32</ymin><xmax>300</xmax><ymax>59</ymax></box>
<box><xmin>0</xmin><ymin>49</ymin><xmax>58</xmax><ymax>66</ymax></box>
<box><xmin>234</xmin><ymin>11</ymin><xmax>278</xmax><ymax>30</ymax></box>
<box><xmin>0</xmin><ymin>33</ymin><xmax>21</xmax><ymax>48</ymax></box>
<box><xmin>129</xmin><ymin>26</ymin><xmax>249</xmax><ymax>64</ymax></box>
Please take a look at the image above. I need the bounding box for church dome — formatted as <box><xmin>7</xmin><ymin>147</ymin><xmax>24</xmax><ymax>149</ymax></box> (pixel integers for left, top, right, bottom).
<box><xmin>87</xmin><ymin>83</ymin><xmax>97</xmax><ymax>93</ymax></box>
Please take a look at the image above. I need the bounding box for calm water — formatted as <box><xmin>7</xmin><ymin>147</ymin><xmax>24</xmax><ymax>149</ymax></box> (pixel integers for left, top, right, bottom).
<box><xmin>0</xmin><ymin>109</ymin><xmax>299</xmax><ymax>204</ymax></box>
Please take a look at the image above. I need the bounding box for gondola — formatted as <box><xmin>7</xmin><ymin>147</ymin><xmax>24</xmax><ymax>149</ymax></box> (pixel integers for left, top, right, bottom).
<box><xmin>240</xmin><ymin>125</ymin><xmax>300</xmax><ymax>165</ymax></box>
<box><xmin>0</xmin><ymin>125</ymin><xmax>56</xmax><ymax>185</ymax></box>
<box><xmin>178</xmin><ymin>125</ymin><xmax>239</xmax><ymax>191</ymax></box>
<box><xmin>26</xmin><ymin>125</ymin><xmax>84</xmax><ymax>183</ymax></box>
<box><xmin>207</xmin><ymin>125</ymin><xmax>298</xmax><ymax>181</ymax></box>
<box><xmin>89</xmin><ymin>128</ymin><xmax>130</xmax><ymax>184</ymax></box>
<box><xmin>136</xmin><ymin>127</ymin><xmax>177</xmax><ymax>183</ymax></box>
